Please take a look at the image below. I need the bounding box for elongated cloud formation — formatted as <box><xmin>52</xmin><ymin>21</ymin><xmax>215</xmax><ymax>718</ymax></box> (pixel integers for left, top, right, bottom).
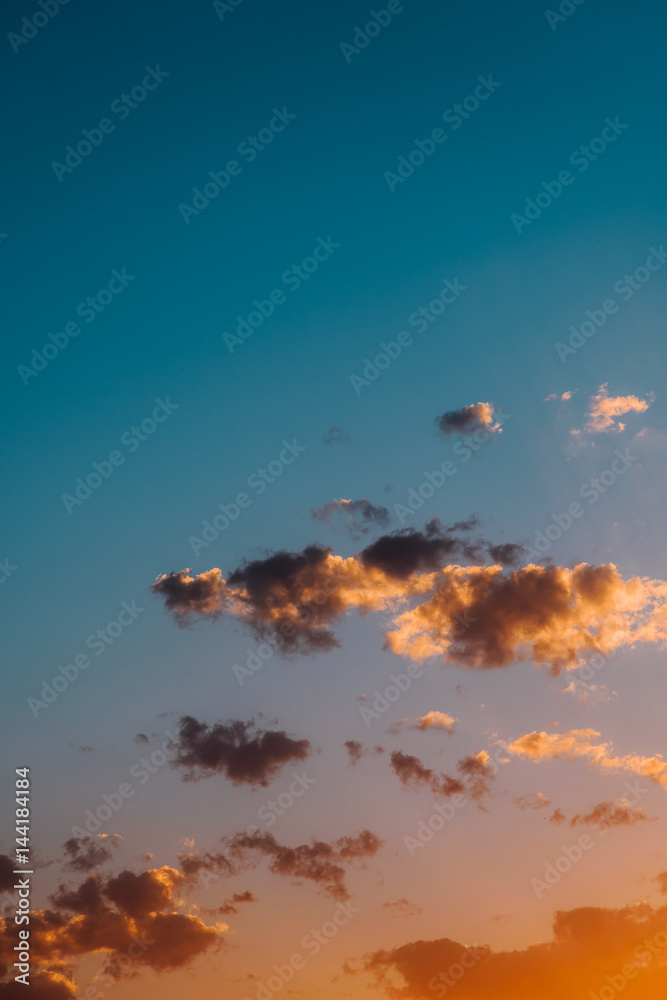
<box><xmin>436</xmin><ymin>402</ymin><xmax>502</xmax><ymax>437</ymax></box>
<box><xmin>514</xmin><ymin>792</ymin><xmax>551</xmax><ymax>810</ymax></box>
<box><xmin>169</xmin><ymin>716</ymin><xmax>311</xmax><ymax>786</ymax></box>
<box><xmin>0</xmin><ymin>973</ymin><xmax>76</xmax><ymax>1000</ymax></box>
<box><xmin>311</xmin><ymin>498</ymin><xmax>390</xmax><ymax>538</ymax></box>
<box><xmin>503</xmin><ymin>728</ymin><xmax>667</xmax><ymax>788</ymax></box>
<box><xmin>392</xmin><ymin>711</ymin><xmax>457</xmax><ymax>734</ymax></box>
<box><xmin>579</xmin><ymin>383</ymin><xmax>654</xmax><ymax>434</ymax></box>
<box><xmin>223</xmin><ymin>829</ymin><xmax>382</xmax><ymax>900</ymax></box>
<box><xmin>153</xmin><ymin>544</ymin><xmax>667</xmax><ymax>673</ymax></box>
<box><xmin>385</xmin><ymin>562</ymin><xmax>667</xmax><ymax>671</ymax></box>
<box><xmin>360</xmin><ymin>520</ymin><xmax>484</xmax><ymax>579</ymax></box>
<box><xmin>354</xmin><ymin>891</ymin><xmax>667</xmax><ymax>999</ymax></box>
<box><xmin>213</xmin><ymin>890</ymin><xmax>256</xmax><ymax>916</ymax></box>
<box><xmin>389</xmin><ymin>750</ymin><xmax>496</xmax><ymax>801</ymax></box>
<box><xmin>0</xmin><ymin>865</ymin><xmax>220</xmax><ymax>989</ymax></box>
<box><xmin>571</xmin><ymin>799</ymin><xmax>652</xmax><ymax>829</ymax></box>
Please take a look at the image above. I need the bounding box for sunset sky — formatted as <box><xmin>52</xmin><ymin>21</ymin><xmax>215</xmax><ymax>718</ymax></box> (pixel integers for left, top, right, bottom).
<box><xmin>2</xmin><ymin>0</ymin><xmax>667</xmax><ymax>998</ymax></box>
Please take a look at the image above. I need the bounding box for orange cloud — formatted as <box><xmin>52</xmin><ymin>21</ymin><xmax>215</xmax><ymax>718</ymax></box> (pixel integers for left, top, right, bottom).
<box><xmin>153</xmin><ymin>548</ymin><xmax>667</xmax><ymax>674</ymax></box>
<box><xmin>579</xmin><ymin>383</ymin><xmax>654</xmax><ymax>434</ymax></box>
<box><xmin>503</xmin><ymin>728</ymin><xmax>667</xmax><ymax>788</ymax></box>
<box><xmin>391</xmin><ymin>711</ymin><xmax>457</xmax><ymax>734</ymax></box>
<box><xmin>386</xmin><ymin>562</ymin><xmax>667</xmax><ymax>672</ymax></box>
<box><xmin>353</xmin><ymin>891</ymin><xmax>667</xmax><ymax>999</ymax></box>
<box><xmin>0</xmin><ymin>865</ymin><xmax>221</xmax><ymax>990</ymax></box>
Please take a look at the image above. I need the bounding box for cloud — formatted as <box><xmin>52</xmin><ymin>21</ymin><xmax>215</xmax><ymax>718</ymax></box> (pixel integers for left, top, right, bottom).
<box><xmin>177</xmin><ymin>850</ymin><xmax>233</xmax><ymax>884</ymax></box>
<box><xmin>576</xmin><ymin>383</ymin><xmax>654</xmax><ymax>435</ymax></box>
<box><xmin>345</xmin><ymin>741</ymin><xmax>384</xmax><ymax>766</ymax></box>
<box><xmin>514</xmin><ymin>792</ymin><xmax>551</xmax><ymax>810</ymax></box>
<box><xmin>323</xmin><ymin>426</ymin><xmax>350</xmax><ymax>445</ymax></box>
<box><xmin>359</xmin><ymin>519</ymin><xmax>483</xmax><ymax>580</ymax></box>
<box><xmin>385</xmin><ymin>562</ymin><xmax>667</xmax><ymax>673</ymax></box>
<box><xmin>571</xmin><ymin>799</ymin><xmax>653</xmax><ymax>829</ymax></box>
<box><xmin>154</xmin><ymin>550</ymin><xmax>667</xmax><ymax>676</ymax></box>
<box><xmin>544</xmin><ymin>390</ymin><xmax>575</xmax><ymax>402</ymax></box>
<box><xmin>169</xmin><ymin>716</ymin><xmax>311</xmax><ymax>787</ymax></box>
<box><xmin>62</xmin><ymin>836</ymin><xmax>119</xmax><ymax>872</ymax></box>
<box><xmin>210</xmin><ymin>891</ymin><xmax>256</xmax><ymax>916</ymax></box>
<box><xmin>223</xmin><ymin>829</ymin><xmax>382</xmax><ymax>901</ymax></box>
<box><xmin>352</xmin><ymin>891</ymin><xmax>667</xmax><ymax>999</ymax></box>
<box><xmin>152</xmin><ymin>567</ymin><xmax>225</xmax><ymax>623</ymax></box>
<box><xmin>311</xmin><ymin>498</ymin><xmax>390</xmax><ymax>539</ymax></box>
<box><xmin>0</xmin><ymin>856</ymin><xmax>14</xmax><ymax>893</ymax></box>
<box><xmin>0</xmin><ymin>865</ymin><xmax>220</xmax><ymax>988</ymax></box>
<box><xmin>382</xmin><ymin>899</ymin><xmax>422</xmax><ymax>918</ymax></box>
<box><xmin>436</xmin><ymin>402</ymin><xmax>503</xmax><ymax>437</ymax></box>
<box><xmin>502</xmin><ymin>728</ymin><xmax>667</xmax><ymax>788</ymax></box>
<box><xmin>389</xmin><ymin>750</ymin><xmax>495</xmax><ymax>801</ymax></box>
<box><xmin>391</xmin><ymin>712</ymin><xmax>457</xmax><ymax>735</ymax></box>
<box><xmin>487</xmin><ymin>543</ymin><xmax>526</xmax><ymax>567</ymax></box>
<box><xmin>152</xmin><ymin>546</ymin><xmax>401</xmax><ymax>652</ymax></box>
<box><xmin>457</xmin><ymin>752</ymin><xmax>497</xmax><ymax>801</ymax></box>
<box><xmin>0</xmin><ymin>973</ymin><xmax>77</xmax><ymax>1000</ymax></box>
<box><xmin>415</xmin><ymin>711</ymin><xmax>457</xmax><ymax>731</ymax></box>
<box><xmin>550</xmin><ymin>808</ymin><xmax>567</xmax><ymax>824</ymax></box>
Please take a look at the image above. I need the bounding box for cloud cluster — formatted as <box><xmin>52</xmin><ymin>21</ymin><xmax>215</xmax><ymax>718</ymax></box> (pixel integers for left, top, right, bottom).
<box><xmin>212</xmin><ymin>890</ymin><xmax>256</xmax><ymax>916</ymax></box>
<box><xmin>169</xmin><ymin>716</ymin><xmax>311</xmax><ymax>786</ymax></box>
<box><xmin>153</xmin><ymin>540</ymin><xmax>667</xmax><ymax>675</ymax></box>
<box><xmin>389</xmin><ymin>750</ymin><xmax>496</xmax><ymax>801</ymax></box>
<box><xmin>571</xmin><ymin>799</ymin><xmax>653</xmax><ymax>829</ymax></box>
<box><xmin>385</xmin><ymin>562</ymin><xmax>667</xmax><ymax>672</ymax></box>
<box><xmin>222</xmin><ymin>829</ymin><xmax>382</xmax><ymax>900</ymax></box>
<box><xmin>62</xmin><ymin>835</ymin><xmax>120</xmax><ymax>872</ymax></box>
<box><xmin>311</xmin><ymin>498</ymin><xmax>390</xmax><ymax>539</ymax></box>
<box><xmin>436</xmin><ymin>402</ymin><xmax>503</xmax><ymax>437</ymax></box>
<box><xmin>544</xmin><ymin>390</ymin><xmax>575</xmax><ymax>402</ymax></box>
<box><xmin>0</xmin><ymin>972</ymin><xmax>77</xmax><ymax>1000</ymax></box>
<box><xmin>503</xmin><ymin>728</ymin><xmax>667</xmax><ymax>787</ymax></box>
<box><xmin>0</xmin><ymin>865</ymin><xmax>220</xmax><ymax>989</ymax></box>
<box><xmin>354</xmin><ymin>892</ymin><xmax>667</xmax><ymax>999</ymax></box>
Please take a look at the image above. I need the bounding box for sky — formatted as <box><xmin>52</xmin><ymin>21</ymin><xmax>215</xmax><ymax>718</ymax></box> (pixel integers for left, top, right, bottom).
<box><xmin>2</xmin><ymin>0</ymin><xmax>667</xmax><ymax>998</ymax></box>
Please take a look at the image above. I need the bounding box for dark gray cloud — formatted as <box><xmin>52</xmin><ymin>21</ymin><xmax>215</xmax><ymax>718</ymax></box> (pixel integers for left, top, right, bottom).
<box><xmin>62</xmin><ymin>836</ymin><xmax>118</xmax><ymax>873</ymax></box>
<box><xmin>170</xmin><ymin>716</ymin><xmax>311</xmax><ymax>787</ymax></box>
<box><xmin>360</xmin><ymin>518</ymin><xmax>483</xmax><ymax>579</ymax></box>
<box><xmin>223</xmin><ymin>829</ymin><xmax>382</xmax><ymax>900</ymax></box>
